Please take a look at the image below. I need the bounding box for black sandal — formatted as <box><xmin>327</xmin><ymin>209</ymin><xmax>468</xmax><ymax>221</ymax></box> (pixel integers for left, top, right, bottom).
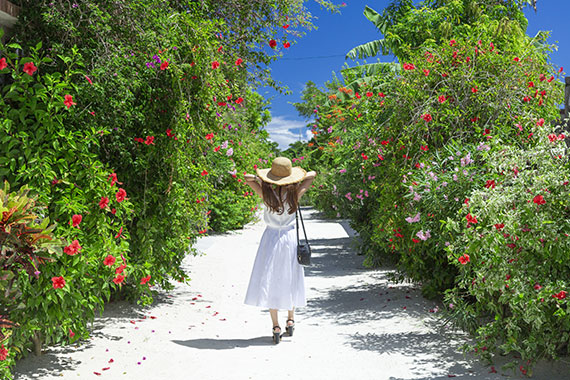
<box><xmin>286</xmin><ymin>319</ymin><xmax>295</xmax><ymax>337</ymax></box>
<box><xmin>272</xmin><ymin>326</ymin><xmax>281</xmax><ymax>344</ymax></box>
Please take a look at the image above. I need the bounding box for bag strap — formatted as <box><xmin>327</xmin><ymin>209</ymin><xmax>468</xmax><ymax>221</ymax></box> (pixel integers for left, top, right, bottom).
<box><xmin>296</xmin><ymin>207</ymin><xmax>309</xmax><ymax>243</ymax></box>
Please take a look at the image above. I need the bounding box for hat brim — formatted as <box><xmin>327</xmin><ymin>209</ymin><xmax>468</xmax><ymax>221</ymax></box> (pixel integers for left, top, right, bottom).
<box><xmin>256</xmin><ymin>167</ymin><xmax>306</xmax><ymax>185</ymax></box>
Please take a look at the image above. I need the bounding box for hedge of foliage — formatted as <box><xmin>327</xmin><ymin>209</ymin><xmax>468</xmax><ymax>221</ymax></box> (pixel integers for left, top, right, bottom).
<box><xmin>294</xmin><ymin>0</ymin><xmax>568</xmax><ymax>373</ymax></box>
<box><xmin>0</xmin><ymin>0</ymin><xmax>342</xmax><ymax>377</ymax></box>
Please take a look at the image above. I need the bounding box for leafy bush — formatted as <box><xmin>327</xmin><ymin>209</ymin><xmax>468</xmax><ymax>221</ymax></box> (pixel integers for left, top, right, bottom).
<box><xmin>444</xmin><ymin>130</ymin><xmax>570</xmax><ymax>372</ymax></box>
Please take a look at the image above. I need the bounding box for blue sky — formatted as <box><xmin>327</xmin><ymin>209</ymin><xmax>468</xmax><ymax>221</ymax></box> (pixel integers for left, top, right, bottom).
<box><xmin>261</xmin><ymin>0</ymin><xmax>570</xmax><ymax>150</ymax></box>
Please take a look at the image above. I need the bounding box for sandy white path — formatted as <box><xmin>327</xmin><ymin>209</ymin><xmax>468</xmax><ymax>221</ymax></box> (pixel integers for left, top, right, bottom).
<box><xmin>13</xmin><ymin>208</ymin><xmax>570</xmax><ymax>380</ymax></box>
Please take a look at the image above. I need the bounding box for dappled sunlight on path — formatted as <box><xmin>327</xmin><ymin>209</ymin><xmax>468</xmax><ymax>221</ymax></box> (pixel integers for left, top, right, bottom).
<box><xmin>14</xmin><ymin>208</ymin><xmax>570</xmax><ymax>380</ymax></box>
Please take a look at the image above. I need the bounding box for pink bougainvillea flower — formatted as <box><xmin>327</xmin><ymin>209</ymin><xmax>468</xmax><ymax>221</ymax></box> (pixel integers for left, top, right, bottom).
<box><xmin>64</xmin><ymin>94</ymin><xmax>76</xmax><ymax>109</ymax></box>
<box><xmin>211</xmin><ymin>61</ymin><xmax>220</xmax><ymax>69</ymax></box>
<box><xmin>471</xmin><ymin>87</ymin><xmax>478</xmax><ymax>93</ymax></box>
<box><xmin>205</xmin><ymin>133</ymin><xmax>214</xmax><ymax>140</ymax></box>
<box><xmin>421</xmin><ymin>114</ymin><xmax>433</xmax><ymax>122</ymax></box>
<box><xmin>84</xmin><ymin>75</ymin><xmax>93</xmax><ymax>84</ymax></box>
<box><xmin>402</xmin><ymin>63</ymin><xmax>415</xmax><ymax>70</ymax></box>
<box><xmin>235</xmin><ymin>97</ymin><xmax>244</xmax><ymax>104</ymax></box>
<box><xmin>116</xmin><ymin>188</ymin><xmax>127</xmax><ymax>203</ymax></box>
<box><xmin>269</xmin><ymin>39</ymin><xmax>277</xmax><ymax>48</ymax></box>
<box><xmin>283</xmin><ymin>42</ymin><xmax>291</xmax><ymax>48</ymax></box>
<box><xmin>201</xmin><ymin>170</ymin><xmax>208</xmax><ymax>176</ymax></box>
<box><xmin>69</xmin><ymin>329</ymin><xmax>75</xmax><ymax>338</ymax></box>
<box><xmin>405</xmin><ymin>213</ymin><xmax>420</xmax><ymax>223</ymax></box>
<box><xmin>534</xmin><ymin>284</ymin><xmax>542</xmax><ymax>290</ymax></box>
<box><xmin>160</xmin><ymin>61</ymin><xmax>169</xmax><ymax>70</ymax></box>
<box><xmin>536</xmin><ymin>118</ymin><xmax>545</xmax><ymax>127</ymax></box>
<box><xmin>64</xmin><ymin>240</ymin><xmax>82</xmax><ymax>256</ymax></box>
<box><xmin>140</xmin><ymin>275</ymin><xmax>151</xmax><ymax>285</ymax></box>
<box><xmin>458</xmin><ymin>254</ymin><xmax>470</xmax><ymax>265</ymax></box>
<box><xmin>99</xmin><ymin>196</ymin><xmax>109</xmax><ymax>209</ymax></box>
<box><xmin>485</xmin><ymin>179</ymin><xmax>496</xmax><ymax>189</ymax></box>
<box><xmin>438</xmin><ymin>95</ymin><xmax>446</xmax><ymax>103</ymax></box>
<box><xmin>145</xmin><ymin>136</ymin><xmax>155</xmax><ymax>145</ymax></box>
<box><xmin>52</xmin><ymin>276</ymin><xmax>66</xmax><ymax>289</ymax></box>
<box><xmin>235</xmin><ymin>58</ymin><xmax>243</xmax><ymax>66</ymax></box>
<box><xmin>103</xmin><ymin>255</ymin><xmax>116</xmax><ymax>267</ymax></box>
<box><xmin>494</xmin><ymin>223</ymin><xmax>505</xmax><ymax>230</ymax></box>
<box><xmin>533</xmin><ymin>194</ymin><xmax>545</xmax><ymax>205</ymax></box>
<box><xmin>113</xmin><ymin>275</ymin><xmax>125</xmax><ymax>285</ymax></box>
<box><xmin>23</xmin><ymin>62</ymin><xmax>37</xmax><ymax>75</ymax></box>
<box><xmin>0</xmin><ymin>57</ymin><xmax>8</xmax><ymax>71</ymax></box>
<box><xmin>71</xmin><ymin>214</ymin><xmax>82</xmax><ymax>228</ymax></box>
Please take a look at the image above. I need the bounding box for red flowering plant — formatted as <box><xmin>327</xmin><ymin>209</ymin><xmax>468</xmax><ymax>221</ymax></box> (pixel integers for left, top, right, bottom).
<box><xmin>444</xmin><ymin>129</ymin><xmax>570</xmax><ymax>371</ymax></box>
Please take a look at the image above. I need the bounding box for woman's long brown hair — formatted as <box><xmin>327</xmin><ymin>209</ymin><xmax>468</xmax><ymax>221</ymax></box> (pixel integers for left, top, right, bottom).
<box><xmin>261</xmin><ymin>181</ymin><xmax>300</xmax><ymax>214</ymax></box>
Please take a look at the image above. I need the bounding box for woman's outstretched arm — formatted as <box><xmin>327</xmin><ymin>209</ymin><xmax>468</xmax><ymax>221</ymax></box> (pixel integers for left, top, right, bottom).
<box><xmin>244</xmin><ymin>174</ymin><xmax>264</xmax><ymax>198</ymax></box>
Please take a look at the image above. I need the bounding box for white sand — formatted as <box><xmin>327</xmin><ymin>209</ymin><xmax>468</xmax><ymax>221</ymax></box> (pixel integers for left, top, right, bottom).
<box><xmin>13</xmin><ymin>208</ymin><xmax>570</xmax><ymax>380</ymax></box>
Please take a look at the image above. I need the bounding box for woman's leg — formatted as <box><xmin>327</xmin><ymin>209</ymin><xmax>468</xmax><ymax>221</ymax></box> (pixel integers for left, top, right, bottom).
<box><xmin>269</xmin><ymin>309</ymin><xmax>280</xmax><ymax>331</ymax></box>
<box><xmin>287</xmin><ymin>308</ymin><xmax>295</xmax><ymax>324</ymax></box>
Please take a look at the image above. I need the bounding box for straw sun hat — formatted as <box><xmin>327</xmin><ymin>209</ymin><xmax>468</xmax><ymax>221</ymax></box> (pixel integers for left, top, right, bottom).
<box><xmin>256</xmin><ymin>157</ymin><xmax>306</xmax><ymax>185</ymax></box>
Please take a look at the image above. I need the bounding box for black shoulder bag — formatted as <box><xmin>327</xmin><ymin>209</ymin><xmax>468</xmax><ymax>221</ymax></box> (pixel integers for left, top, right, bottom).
<box><xmin>296</xmin><ymin>207</ymin><xmax>311</xmax><ymax>266</ymax></box>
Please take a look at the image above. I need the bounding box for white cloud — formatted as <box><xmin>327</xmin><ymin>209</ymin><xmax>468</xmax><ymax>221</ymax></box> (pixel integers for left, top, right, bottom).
<box><xmin>264</xmin><ymin>115</ymin><xmax>311</xmax><ymax>150</ymax></box>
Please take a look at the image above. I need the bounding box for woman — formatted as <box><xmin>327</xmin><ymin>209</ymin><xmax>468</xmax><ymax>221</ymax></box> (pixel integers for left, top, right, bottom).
<box><xmin>243</xmin><ymin>156</ymin><xmax>316</xmax><ymax>344</ymax></box>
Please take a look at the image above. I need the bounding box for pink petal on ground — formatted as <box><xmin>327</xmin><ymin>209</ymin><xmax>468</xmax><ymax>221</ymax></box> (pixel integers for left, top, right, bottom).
<box><xmin>205</xmin><ymin>305</ymin><xmax>211</xmax><ymax>308</ymax></box>
<box><xmin>150</xmin><ymin>316</ymin><xmax>157</xmax><ymax>319</ymax></box>
<box><xmin>94</xmin><ymin>372</ymin><xmax>101</xmax><ymax>376</ymax></box>
<box><xmin>109</xmin><ymin>359</ymin><xmax>114</xmax><ymax>363</ymax></box>
<box><xmin>130</xmin><ymin>320</ymin><xmax>136</xmax><ymax>324</ymax></box>
<box><xmin>102</xmin><ymin>367</ymin><xmax>110</xmax><ymax>371</ymax></box>
<box><xmin>359</xmin><ymin>298</ymin><xmax>365</xmax><ymax>301</ymax></box>
<box><xmin>220</xmin><ymin>318</ymin><xmax>227</xmax><ymax>321</ymax></box>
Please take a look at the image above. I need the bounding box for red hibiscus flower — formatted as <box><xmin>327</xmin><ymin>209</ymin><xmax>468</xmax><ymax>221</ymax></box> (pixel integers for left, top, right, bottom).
<box><xmin>23</xmin><ymin>62</ymin><xmax>37</xmax><ymax>75</ymax></box>
<box><xmin>494</xmin><ymin>223</ymin><xmax>505</xmax><ymax>230</ymax></box>
<box><xmin>365</xmin><ymin>92</ymin><xmax>373</xmax><ymax>97</ymax></box>
<box><xmin>423</xmin><ymin>69</ymin><xmax>430</xmax><ymax>76</ymax></box>
<box><xmin>103</xmin><ymin>255</ymin><xmax>116</xmax><ymax>267</ymax></box>
<box><xmin>466</xmin><ymin>213</ymin><xmax>478</xmax><ymax>225</ymax></box>
<box><xmin>283</xmin><ymin>42</ymin><xmax>291</xmax><ymax>48</ymax></box>
<box><xmin>52</xmin><ymin>276</ymin><xmax>66</xmax><ymax>289</ymax></box>
<box><xmin>269</xmin><ymin>39</ymin><xmax>277</xmax><ymax>48</ymax></box>
<box><xmin>533</xmin><ymin>194</ymin><xmax>545</xmax><ymax>205</ymax></box>
<box><xmin>421</xmin><ymin>114</ymin><xmax>433</xmax><ymax>122</ymax></box>
<box><xmin>71</xmin><ymin>214</ymin><xmax>82</xmax><ymax>228</ymax></box>
<box><xmin>116</xmin><ymin>188</ymin><xmax>127</xmax><ymax>203</ymax></box>
<box><xmin>211</xmin><ymin>61</ymin><xmax>220</xmax><ymax>69</ymax></box>
<box><xmin>471</xmin><ymin>87</ymin><xmax>478</xmax><ymax>93</ymax></box>
<box><xmin>64</xmin><ymin>94</ymin><xmax>76</xmax><ymax>109</ymax></box>
<box><xmin>235</xmin><ymin>97</ymin><xmax>244</xmax><ymax>104</ymax></box>
<box><xmin>381</xmin><ymin>140</ymin><xmax>389</xmax><ymax>145</ymax></box>
<box><xmin>420</xmin><ymin>145</ymin><xmax>428</xmax><ymax>152</ymax></box>
<box><xmin>378</xmin><ymin>92</ymin><xmax>385</xmax><ymax>98</ymax></box>
<box><xmin>201</xmin><ymin>170</ymin><xmax>208</xmax><ymax>176</ymax></box>
<box><xmin>115</xmin><ymin>226</ymin><xmax>123</xmax><ymax>239</ymax></box>
<box><xmin>113</xmin><ymin>275</ymin><xmax>125</xmax><ymax>285</ymax></box>
<box><xmin>160</xmin><ymin>61</ymin><xmax>169</xmax><ymax>70</ymax></box>
<box><xmin>205</xmin><ymin>133</ymin><xmax>214</xmax><ymax>140</ymax></box>
<box><xmin>534</xmin><ymin>284</ymin><xmax>542</xmax><ymax>290</ymax></box>
<box><xmin>99</xmin><ymin>196</ymin><xmax>109</xmax><ymax>209</ymax></box>
<box><xmin>513</xmin><ymin>57</ymin><xmax>520</xmax><ymax>62</ymax></box>
<box><xmin>0</xmin><ymin>57</ymin><xmax>7</xmax><ymax>71</ymax></box>
<box><xmin>0</xmin><ymin>344</ymin><xmax>9</xmax><ymax>361</ymax></box>
<box><xmin>64</xmin><ymin>240</ymin><xmax>82</xmax><ymax>256</ymax></box>
<box><xmin>235</xmin><ymin>58</ymin><xmax>243</xmax><ymax>66</ymax></box>
<box><xmin>69</xmin><ymin>329</ymin><xmax>75</xmax><ymax>339</ymax></box>
<box><xmin>402</xmin><ymin>63</ymin><xmax>415</xmax><ymax>70</ymax></box>
<box><xmin>552</xmin><ymin>290</ymin><xmax>567</xmax><ymax>300</ymax></box>
<box><xmin>536</xmin><ymin>118</ymin><xmax>545</xmax><ymax>127</ymax></box>
<box><xmin>438</xmin><ymin>95</ymin><xmax>446</xmax><ymax>103</ymax></box>
<box><xmin>449</xmin><ymin>39</ymin><xmax>456</xmax><ymax>46</ymax></box>
<box><xmin>214</xmin><ymin>146</ymin><xmax>220</xmax><ymax>152</ymax></box>
<box><xmin>145</xmin><ymin>136</ymin><xmax>155</xmax><ymax>145</ymax></box>
<box><xmin>140</xmin><ymin>275</ymin><xmax>151</xmax><ymax>285</ymax></box>
<box><xmin>528</xmin><ymin>81</ymin><xmax>534</xmax><ymax>88</ymax></box>
<box><xmin>559</xmin><ymin>67</ymin><xmax>564</xmax><ymax>73</ymax></box>
<box><xmin>361</xmin><ymin>153</ymin><xmax>368</xmax><ymax>160</ymax></box>
<box><xmin>283</xmin><ymin>24</ymin><xmax>289</xmax><ymax>29</ymax></box>
<box><xmin>115</xmin><ymin>264</ymin><xmax>126</xmax><ymax>274</ymax></box>
<box><xmin>458</xmin><ymin>254</ymin><xmax>470</xmax><ymax>265</ymax></box>
<box><xmin>485</xmin><ymin>180</ymin><xmax>496</xmax><ymax>189</ymax></box>
<box><xmin>108</xmin><ymin>172</ymin><xmax>121</xmax><ymax>186</ymax></box>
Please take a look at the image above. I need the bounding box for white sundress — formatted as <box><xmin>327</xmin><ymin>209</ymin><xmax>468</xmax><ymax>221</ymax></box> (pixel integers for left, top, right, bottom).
<box><xmin>244</xmin><ymin>203</ymin><xmax>306</xmax><ymax>310</ymax></box>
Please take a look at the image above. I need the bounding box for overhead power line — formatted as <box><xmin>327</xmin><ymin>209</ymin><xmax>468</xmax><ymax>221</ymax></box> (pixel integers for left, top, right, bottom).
<box><xmin>279</xmin><ymin>54</ymin><xmax>347</xmax><ymax>61</ymax></box>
